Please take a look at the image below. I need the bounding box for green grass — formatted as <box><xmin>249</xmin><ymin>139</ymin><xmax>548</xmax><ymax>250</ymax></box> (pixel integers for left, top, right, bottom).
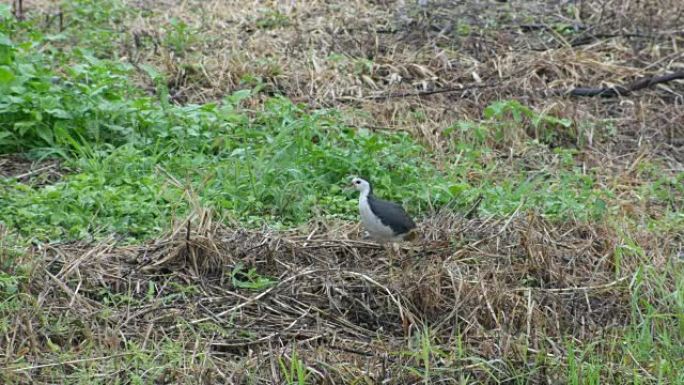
<box><xmin>0</xmin><ymin>2</ymin><xmax>637</xmax><ymax>244</ymax></box>
<box><xmin>0</xmin><ymin>4</ymin><xmax>618</xmax><ymax>243</ymax></box>
<box><xmin>278</xmin><ymin>345</ymin><xmax>312</xmax><ymax>385</ymax></box>
<box><xmin>0</xmin><ymin>107</ymin><xmax>615</xmax><ymax>243</ymax></box>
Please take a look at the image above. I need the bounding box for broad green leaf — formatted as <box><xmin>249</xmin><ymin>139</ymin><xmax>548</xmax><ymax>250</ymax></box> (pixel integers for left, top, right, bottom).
<box><xmin>0</xmin><ymin>131</ymin><xmax>12</xmax><ymax>141</ymax></box>
<box><xmin>46</xmin><ymin>108</ymin><xmax>72</xmax><ymax>119</ymax></box>
<box><xmin>226</xmin><ymin>89</ymin><xmax>252</xmax><ymax>105</ymax></box>
<box><xmin>36</xmin><ymin>125</ymin><xmax>54</xmax><ymax>145</ymax></box>
<box><xmin>14</xmin><ymin>121</ymin><xmax>34</xmax><ymax>136</ymax></box>
<box><xmin>0</xmin><ymin>4</ymin><xmax>11</xmax><ymax>18</ymax></box>
<box><xmin>448</xmin><ymin>183</ymin><xmax>469</xmax><ymax>196</ymax></box>
<box><xmin>140</xmin><ymin>63</ymin><xmax>161</xmax><ymax>80</ymax></box>
<box><xmin>0</xmin><ymin>33</ymin><xmax>12</xmax><ymax>47</ymax></box>
<box><xmin>0</xmin><ymin>46</ymin><xmax>12</xmax><ymax>65</ymax></box>
<box><xmin>0</xmin><ymin>65</ymin><xmax>15</xmax><ymax>86</ymax></box>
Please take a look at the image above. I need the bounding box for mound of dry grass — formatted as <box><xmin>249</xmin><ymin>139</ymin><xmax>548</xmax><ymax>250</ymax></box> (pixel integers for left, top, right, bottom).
<box><xmin>3</xmin><ymin>207</ymin><xmax>679</xmax><ymax>383</ymax></box>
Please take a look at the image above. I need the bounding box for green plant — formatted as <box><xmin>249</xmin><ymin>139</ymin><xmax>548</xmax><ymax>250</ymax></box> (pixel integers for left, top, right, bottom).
<box><xmin>456</xmin><ymin>22</ymin><xmax>471</xmax><ymax>36</ymax></box>
<box><xmin>0</xmin><ymin>271</ymin><xmax>22</xmax><ymax>300</ymax></box>
<box><xmin>0</xmin><ymin>19</ymin><xmax>143</xmax><ymax>156</ymax></box>
<box><xmin>162</xmin><ymin>18</ymin><xmax>197</xmax><ymax>55</ymax></box>
<box><xmin>418</xmin><ymin>327</ymin><xmax>434</xmax><ymax>384</ymax></box>
<box><xmin>230</xmin><ymin>263</ymin><xmax>276</xmax><ymax>291</ymax></box>
<box><xmin>255</xmin><ymin>9</ymin><xmax>290</xmax><ymax>29</ymax></box>
<box><xmin>401</xmin><ymin>326</ymin><xmax>450</xmax><ymax>383</ymax></box>
<box><xmin>59</xmin><ymin>0</ymin><xmax>129</xmax><ymax>56</ymax></box>
<box><xmin>483</xmin><ymin>99</ymin><xmax>573</xmax><ymax>146</ymax></box>
<box><xmin>278</xmin><ymin>345</ymin><xmax>311</xmax><ymax>385</ymax></box>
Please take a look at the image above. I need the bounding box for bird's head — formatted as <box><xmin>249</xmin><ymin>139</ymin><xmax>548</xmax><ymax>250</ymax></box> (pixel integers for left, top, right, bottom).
<box><xmin>350</xmin><ymin>177</ymin><xmax>372</xmax><ymax>194</ymax></box>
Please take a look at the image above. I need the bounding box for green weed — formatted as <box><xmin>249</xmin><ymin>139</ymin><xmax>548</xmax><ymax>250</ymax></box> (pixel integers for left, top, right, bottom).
<box><xmin>0</xmin><ymin>18</ymin><xmax>143</xmax><ymax>156</ymax></box>
<box><xmin>278</xmin><ymin>345</ymin><xmax>312</xmax><ymax>385</ymax></box>
<box><xmin>484</xmin><ymin>99</ymin><xmax>573</xmax><ymax>145</ymax></box>
<box><xmin>255</xmin><ymin>9</ymin><xmax>290</xmax><ymax>30</ymax></box>
<box><xmin>162</xmin><ymin>18</ymin><xmax>197</xmax><ymax>55</ymax></box>
<box><xmin>230</xmin><ymin>262</ymin><xmax>276</xmax><ymax>291</ymax></box>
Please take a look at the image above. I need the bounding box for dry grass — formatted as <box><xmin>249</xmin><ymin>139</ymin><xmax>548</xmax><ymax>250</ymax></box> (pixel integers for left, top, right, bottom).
<box><xmin>19</xmin><ymin>0</ymin><xmax>684</xmax><ymax>158</ymax></box>
<box><xmin>2</xmin><ymin>207</ymin><xmax>678</xmax><ymax>383</ymax></box>
<box><xmin>109</xmin><ymin>0</ymin><xmax>684</xmax><ymax>159</ymax></box>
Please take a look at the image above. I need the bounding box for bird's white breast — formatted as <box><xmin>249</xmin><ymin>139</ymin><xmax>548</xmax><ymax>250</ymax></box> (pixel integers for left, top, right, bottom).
<box><xmin>359</xmin><ymin>194</ymin><xmax>395</xmax><ymax>240</ymax></box>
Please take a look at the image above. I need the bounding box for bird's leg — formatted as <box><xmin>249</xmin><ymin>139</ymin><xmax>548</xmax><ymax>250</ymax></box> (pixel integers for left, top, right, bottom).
<box><xmin>386</xmin><ymin>242</ymin><xmax>400</xmax><ymax>276</ymax></box>
<box><xmin>381</xmin><ymin>241</ymin><xmax>391</xmax><ymax>270</ymax></box>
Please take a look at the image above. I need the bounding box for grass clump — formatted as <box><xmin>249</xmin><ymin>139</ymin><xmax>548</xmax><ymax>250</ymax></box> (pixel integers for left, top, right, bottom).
<box><xmin>1</xmin><ymin>91</ymin><xmax>617</xmax><ymax>243</ymax></box>
<box><xmin>0</xmin><ymin>94</ymin><xmax>453</xmax><ymax>242</ymax></box>
<box><xmin>0</xmin><ymin>5</ymin><xmax>141</xmax><ymax>156</ymax></box>
<box><xmin>0</xmin><ymin>2</ymin><xmax>632</xmax><ymax>244</ymax></box>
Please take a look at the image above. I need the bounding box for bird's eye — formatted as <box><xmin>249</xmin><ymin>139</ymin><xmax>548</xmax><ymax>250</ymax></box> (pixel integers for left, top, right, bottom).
<box><xmin>355</xmin><ymin>181</ymin><xmax>360</xmax><ymax>184</ymax></box>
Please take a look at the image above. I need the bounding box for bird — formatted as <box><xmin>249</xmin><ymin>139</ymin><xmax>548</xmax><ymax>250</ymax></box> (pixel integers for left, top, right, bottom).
<box><xmin>350</xmin><ymin>177</ymin><xmax>417</xmax><ymax>243</ymax></box>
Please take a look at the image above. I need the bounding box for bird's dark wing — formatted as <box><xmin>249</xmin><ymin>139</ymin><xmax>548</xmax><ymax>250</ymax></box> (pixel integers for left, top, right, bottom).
<box><xmin>367</xmin><ymin>195</ymin><xmax>416</xmax><ymax>234</ymax></box>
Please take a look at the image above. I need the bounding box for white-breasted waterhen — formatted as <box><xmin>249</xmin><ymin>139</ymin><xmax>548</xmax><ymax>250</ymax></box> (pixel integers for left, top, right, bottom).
<box><xmin>351</xmin><ymin>177</ymin><xmax>417</xmax><ymax>242</ymax></box>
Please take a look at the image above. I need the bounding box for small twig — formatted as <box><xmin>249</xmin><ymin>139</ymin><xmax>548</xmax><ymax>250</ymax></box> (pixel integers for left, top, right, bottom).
<box><xmin>351</xmin><ymin>70</ymin><xmax>683</xmax><ymax>101</ymax></box>
<box><xmin>185</xmin><ymin>218</ymin><xmax>191</xmax><ymax>256</ymax></box>
<box><xmin>8</xmin><ymin>164</ymin><xmax>58</xmax><ymax>180</ymax></box>
<box><xmin>363</xmin><ymin>82</ymin><xmax>500</xmax><ymax>100</ymax></box>
<box><xmin>563</xmin><ymin>71</ymin><xmax>684</xmax><ymax>97</ymax></box>
<box><xmin>464</xmin><ymin>194</ymin><xmax>484</xmax><ymax>219</ymax></box>
<box><xmin>480</xmin><ymin>280</ymin><xmax>500</xmax><ymax>330</ymax></box>
<box><xmin>154</xmin><ymin>165</ymin><xmax>183</xmax><ymax>188</ymax></box>
<box><xmin>525</xmin><ymin>289</ymin><xmax>533</xmax><ymax>340</ymax></box>
<box><xmin>497</xmin><ymin>198</ymin><xmax>525</xmax><ymax>236</ymax></box>
<box><xmin>3</xmin><ymin>353</ymin><xmax>133</xmax><ymax>372</ymax></box>
<box><xmin>210</xmin><ymin>332</ymin><xmax>279</xmax><ymax>348</ymax></box>
<box><xmin>509</xmin><ymin>275</ymin><xmax>629</xmax><ymax>293</ymax></box>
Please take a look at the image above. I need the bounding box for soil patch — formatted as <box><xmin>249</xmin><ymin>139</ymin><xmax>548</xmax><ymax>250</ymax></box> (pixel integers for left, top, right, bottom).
<box><xmin>0</xmin><ymin>155</ymin><xmax>64</xmax><ymax>186</ymax></box>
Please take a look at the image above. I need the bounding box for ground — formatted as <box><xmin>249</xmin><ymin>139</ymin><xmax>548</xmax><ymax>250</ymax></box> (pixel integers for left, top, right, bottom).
<box><xmin>0</xmin><ymin>0</ymin><xmax>683</xmax><ymax>384</ymax></box>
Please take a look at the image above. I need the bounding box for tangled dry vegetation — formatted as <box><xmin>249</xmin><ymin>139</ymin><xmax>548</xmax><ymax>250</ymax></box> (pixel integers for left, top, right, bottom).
<box><xmin>118</xmin><ymin>0</ymin><xmax>684</xmax><ymax>159</ymax></box>
<box><xmin>4</xmin><ymin>207</ymin><xmax>677</xmax><ymax>383</ymax></box>
<box><xmin>2</xmin><ymin>0</ymin><xmax>683</xmax><ymax>383</ymax></box>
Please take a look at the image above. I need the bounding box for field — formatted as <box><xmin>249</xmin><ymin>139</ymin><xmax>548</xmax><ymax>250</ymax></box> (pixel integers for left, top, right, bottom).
<box><xmin>1</xmin><ymin>0</ymin><xmax>683</xmax><ymax>383</ymax></box>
